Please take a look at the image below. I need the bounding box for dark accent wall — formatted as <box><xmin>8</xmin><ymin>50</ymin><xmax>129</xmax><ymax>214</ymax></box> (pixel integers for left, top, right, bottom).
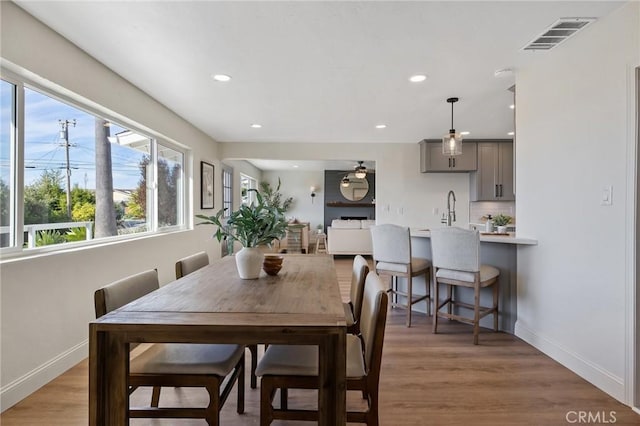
<box><xmin>323</xmin><ymin>170</ymin><xmax>375</xmax><ymax>231</ymax></box>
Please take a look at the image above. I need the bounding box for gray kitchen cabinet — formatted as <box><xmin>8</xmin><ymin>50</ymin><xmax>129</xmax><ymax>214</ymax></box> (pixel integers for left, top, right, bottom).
<box><xmin>470</xmin><ymin>140</ymin><xmax>515</xmax><ymax>201</ymax></box>
<box><xmin>419</xmin><ymin>140</ymin><xmax>477</xmax><ymax>172</ymax></box>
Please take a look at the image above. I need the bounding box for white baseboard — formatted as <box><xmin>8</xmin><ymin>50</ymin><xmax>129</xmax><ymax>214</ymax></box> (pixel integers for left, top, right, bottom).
<box><xmin>515</xmin><ymin>320</ymin><xmax>626</xmax><ymax>404</ymax></box>
<box><xmin>0</xmin><ymin>340</ymin><xmax>88</xmax><ymax>412</ymax></box>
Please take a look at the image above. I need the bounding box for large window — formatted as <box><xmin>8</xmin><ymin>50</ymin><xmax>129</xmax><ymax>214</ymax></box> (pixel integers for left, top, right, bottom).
<box><xmin>0</xmin><ymin>80</ymin><xmax>15</xmax><ymax>248</ymax></box>
<box><xmin>0</xmin><ymin>76</ymin><xmax>186</xmax><ymax>253</ymax></box>
<box><xmin>240</xmin><ymin>173</ymin><xmax>257</xmax><ymax>206</ymax></box>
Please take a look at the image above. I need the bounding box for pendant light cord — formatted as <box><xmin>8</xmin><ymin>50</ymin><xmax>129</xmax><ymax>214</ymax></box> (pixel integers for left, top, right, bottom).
<box><xmin>451</xmin><ymin>102</ymin><xmax>454</xmax><ymax>131</ymax></box>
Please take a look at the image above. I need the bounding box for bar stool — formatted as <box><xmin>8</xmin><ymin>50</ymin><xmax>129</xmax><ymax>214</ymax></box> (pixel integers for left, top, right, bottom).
<box><xmin>370</xmin><ymin>224</ymin><xmax>431</xmax><ymax>327</ymax></box>
<box><xmin>315</xmin><ymin>232</ymin><xmax>327</xmax><ymax>254</ymax></box>
<box><xmin>430</xmin><ymin>227</ymin><xmax>500</xmax><ymax>345</ymax></box>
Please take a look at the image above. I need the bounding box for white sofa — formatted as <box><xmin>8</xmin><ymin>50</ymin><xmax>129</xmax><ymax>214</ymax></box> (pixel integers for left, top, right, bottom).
<box><xmin>327</xmin><ymin>219</ymin><xmax>374</xmax><ymax>255</ymax></box>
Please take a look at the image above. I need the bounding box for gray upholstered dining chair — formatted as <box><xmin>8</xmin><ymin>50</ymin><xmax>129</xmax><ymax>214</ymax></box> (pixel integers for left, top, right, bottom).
<box><xmin>94</xmin><ymin>269</ymin><xmax>245</xmax><ymax>425</ymax></box>
<box><xmin>344</xmin><ymin>255</ymin><xmax>370</xmax><ymax>335</ymax></box>
<box><xmin>176</xmin><ymin>251</ymin><xmax>259</xmax><ymax>389</ymax></box>
<box><xmin>430</xmin><ymin>227</ymin><xmax>500</xmax><ymax>345</ymax></box>
<box><xmin>256</xmin><ymin>271</ymin><xmax>389</xmax><ymax>425</ymax></box>
<box><xmin>370</xmin><ymin>223</ymin><xmax>431</xmax><ymax>327</ymax></box>
<box><xmin>175</xmin><ymin>251</ymin><xmax>210</xmax><ymax>279</ymax></box>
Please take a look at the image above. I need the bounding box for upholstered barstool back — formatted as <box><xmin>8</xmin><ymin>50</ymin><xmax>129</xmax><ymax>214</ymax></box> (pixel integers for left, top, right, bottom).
<box><xmin>430</xmin><ymin>227</ymin><xmax>500</xmax><ymax>345</ymax></box>
<box><xmin>371</xmin><ymin>224</ymin><xmax>411</xmax><ymax>266</ymax></box>
<box><xmin>175</xmin><ymin>251</ymin><xmax>210</xmax><ymax>279</ymax></box>
<box><xmin>370</xmin><ymin>224</ymin><xmax>431</xmax><ymax>327</ymax></box>
<box><xmin>430</xmin><ymin>227</ymin><xmax>480</xmax><ymax>272</ymax></box>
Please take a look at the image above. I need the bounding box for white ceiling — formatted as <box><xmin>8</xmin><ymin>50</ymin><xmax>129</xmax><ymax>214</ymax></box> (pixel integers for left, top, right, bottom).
<box><xmin>245</xmin><ymin>159</ymin><xmax>375</xmax><ymax>172</ymax></box>
<box><xmin>16</xmin><ymin>1</ymin><xmax>622</xmax><ymax>148</ymax></box>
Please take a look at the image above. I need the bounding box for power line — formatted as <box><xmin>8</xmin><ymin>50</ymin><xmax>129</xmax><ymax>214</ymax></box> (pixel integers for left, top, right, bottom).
<box><xmin>59</xmin><ymin>119</ymin><xmax>76</xmax><ymax>217</ymax></box>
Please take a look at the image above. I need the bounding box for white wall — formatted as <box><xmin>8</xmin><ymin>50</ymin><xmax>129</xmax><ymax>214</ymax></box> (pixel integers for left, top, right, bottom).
<box><xmin>222</xmin><ymin>142</ymin><xmax>471</xmax><ymax>230</ymax></box>
<box><xmin>515</xmin><ymin>1</ymin><xmax>639</xmax><ymax>403</ymax></box>
<box><xmin>0</xmin><ymin>2</ymin><xmax>222</xmax><ymax>410</ymax></box>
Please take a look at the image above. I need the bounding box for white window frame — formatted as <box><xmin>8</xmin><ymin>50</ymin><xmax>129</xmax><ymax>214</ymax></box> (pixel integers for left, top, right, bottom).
<box><xmin>0</xmin><ymin>68</ymin><xmax>189</xmax><ymax>258</ymax></box>
<box><xmin>240</xmin><ymin>173</ymin><xmax>257</xmax><ymax>206</ymax></box>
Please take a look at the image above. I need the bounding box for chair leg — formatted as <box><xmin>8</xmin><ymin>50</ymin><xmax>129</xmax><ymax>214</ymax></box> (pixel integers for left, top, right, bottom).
<box><xmin>260</xmin><ymin>378</ymin><xmax>274</xmax><ymax>426</ymax></box>
<box><xmin>406</xmin><ymin>277</ymin><xmax>413</xmax><ymax>327</ymax></box>
<box><xmin>367</xmin><ymin>386</ymin><xmax>379</xmax><ymax>426</ymax></box>
<box><xmin>473</xmin><ymin>282</ymin><xmax>480</xmax><ymax>345</ymax></box>
<box><xmin>150</xmin><ymin>386</ymin><xmax>161</xmax><ymax>407</ymax></box>
<box><xmin>249</xmin><ymin>344</ymin><xmax>258</xmax><ymax>389</ymax></box>
<box><xmin>447</xmin><ymin>284</ymin><xmax>453</xmax><ymax>318</ymax></box>
<box><xmin>205</xmin><ymin>381</ymin><xmax>220</xmax><ymax>426</ymax></box>
<box><xmin>493</xmin><ymin>281</ymin><xmax>499</xmax><ymax>332</ymax></box>
<box><xmin>391</xmin><ymin>276</ymin><xmax>397</xmax><ymax>306</ymax></box>
<box><xmin>425</xmin><ymin>269</ymin><xmax>431</xmax><ymax>317</ymax></box>
<box><xmin>237</xmin><ymin>354</ymin><xmax>245</xmax><ymax>414</ymax></box>
<box><xmin>280</xmin><ymin>388</ymin><xmax>288</xmax><ymax>410</ymax></box>
<box><xmin>432</xmin><ymin>279</ymin><xmax>439</xmax><ymax>334</ymax></box>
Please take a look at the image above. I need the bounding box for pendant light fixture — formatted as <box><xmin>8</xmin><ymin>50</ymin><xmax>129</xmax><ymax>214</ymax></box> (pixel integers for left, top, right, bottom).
<box><xmin>341</xmin><ymin>175</ymin><xmax>350</xmax><ymax>188</ymax></box>
<box><xmin>354</xmin><ymin>161</ymin><xmax>367</xmax><ymax>179</ymax></box>
<box><xmin>442</xmin><ymin>97</ymin><xmax>463</xmax><ymax>156</ymax></box>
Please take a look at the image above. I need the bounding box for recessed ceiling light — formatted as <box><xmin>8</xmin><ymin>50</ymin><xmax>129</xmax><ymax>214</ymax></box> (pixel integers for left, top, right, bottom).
<box><xmin>292</xmin><ymin>165</ymin><xmax>299</xmax><ymax>168</ymax></box>
<box><xmin>507</xmin><ymin>131</ymin><xmax>515</xmax><ymax>136</ymax></box>
<box><xmin>509</xmin><ymin>104</ymin><xmax>515</xmax><ymax>109</ymax></box>
<box><xmin>250</xmin><ymin>124</ymin><xmax>262</xmax><ymax>128</ymax></box>
<box><xmin>409</xmin><ymin>74</ymin><xmax>427</xmax><ymax>83</ymax></box>
<box><xmin>375</xmin><ymin>124</ymin><xmax>387</xmax><ymax>129</ymax></box>
<box><xmin>460</xmin><ymin>131</ymin><xmax>471</xmax><ymax>136</ymax></box>
<box><xmin>212</xmin><ymin>74</ymin><xmax>231</xmax><ymax>82</ymax></box>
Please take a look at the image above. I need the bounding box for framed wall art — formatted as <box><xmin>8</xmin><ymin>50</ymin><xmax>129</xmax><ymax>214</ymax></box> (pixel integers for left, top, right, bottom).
<box><xmin>201</xmin><ymin>161</ymin><xmax>215</xmax><ymax>209</ymax></box>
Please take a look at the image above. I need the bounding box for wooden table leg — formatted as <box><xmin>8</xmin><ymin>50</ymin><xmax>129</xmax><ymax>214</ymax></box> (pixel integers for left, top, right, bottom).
<box><xmin>88</xmin><ymin>324</ymin><xmax>102</xmax><ymax>425</ymax></box>
<box><xmin>318</xmin><ymin>329</ymin><xmax>347</xmax><ymax>425</ymax></box>
<box><xmin>89</xmin><ymin>328</ymin><xmax>129</xmax><ymax>426</ymax></box>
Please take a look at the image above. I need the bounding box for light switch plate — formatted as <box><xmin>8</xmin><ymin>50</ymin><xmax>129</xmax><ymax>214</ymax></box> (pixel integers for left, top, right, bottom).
<box><xmin>601</xmin><ymin>186</ymin><xmax>613</xmax><ymax>206</ymax></box>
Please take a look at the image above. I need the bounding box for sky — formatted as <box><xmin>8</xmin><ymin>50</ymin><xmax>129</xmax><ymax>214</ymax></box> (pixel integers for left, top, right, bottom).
<box><xmin>1</xmin><ymin>80</ymin><xmax>148</xmax><ymax>191</ymax></box>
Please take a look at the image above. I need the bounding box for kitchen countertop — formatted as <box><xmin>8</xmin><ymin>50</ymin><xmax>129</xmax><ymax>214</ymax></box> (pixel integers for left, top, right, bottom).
<box><xmin>411</xmin><ymin>228</ymin><xmax>537</xmax><ymax>246</ymax></box>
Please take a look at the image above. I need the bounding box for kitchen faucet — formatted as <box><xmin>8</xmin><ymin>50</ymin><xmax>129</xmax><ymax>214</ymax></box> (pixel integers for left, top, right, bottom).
<box><xmin>445</xmin><ymin>190</ymin><xmax>456</xmax><ymax>226</ymax></box>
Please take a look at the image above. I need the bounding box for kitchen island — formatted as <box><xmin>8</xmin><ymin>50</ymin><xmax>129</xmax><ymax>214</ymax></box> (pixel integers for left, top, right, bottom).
<box><xmin>409</xmin><ymin>229</ymin><xmax>537</xmax><ymax>333</ymax></box>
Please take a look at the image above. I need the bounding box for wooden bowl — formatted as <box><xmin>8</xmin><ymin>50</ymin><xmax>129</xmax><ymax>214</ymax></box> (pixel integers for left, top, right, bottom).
<box><xmin>263</xmin><ymin>255</ymin><xmax>284</xmax><ymax>276</ymax></box>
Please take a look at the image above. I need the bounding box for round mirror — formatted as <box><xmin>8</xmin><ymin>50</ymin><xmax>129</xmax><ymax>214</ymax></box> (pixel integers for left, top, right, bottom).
<box><xmin>339</xmin><ymin>173</ymin><xmax>369</xmax><ymax>201</ymax></box>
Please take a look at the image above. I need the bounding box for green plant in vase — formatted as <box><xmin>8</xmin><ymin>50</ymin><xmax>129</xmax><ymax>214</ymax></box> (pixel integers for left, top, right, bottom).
<box><xmin>492</xmin><ymin>214</ymin><xmax>512</xmax><ymax>233</ymax></box>
<box><xmin>196</xmin><ymin>189</ymin><xmax>288</xmax><ymax>279</ymax></box>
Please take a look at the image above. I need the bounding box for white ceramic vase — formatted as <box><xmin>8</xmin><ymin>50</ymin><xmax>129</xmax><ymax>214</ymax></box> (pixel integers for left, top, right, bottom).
<box><xmin>235</xmin><ymin>247</ymin><xmax>264</xmax><ymax>279</ymax></box>
<box><xmin>497</xmin><ymin>225</ymin><xmax>508</xmax><ymax>234</ymax></box>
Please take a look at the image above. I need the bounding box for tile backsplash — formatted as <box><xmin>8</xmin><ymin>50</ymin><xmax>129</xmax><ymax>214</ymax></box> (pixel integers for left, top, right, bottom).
<box><xmin>469</xmin><ymin>201</ymin><xmax>516</xmax><ymax>224</ymax></box>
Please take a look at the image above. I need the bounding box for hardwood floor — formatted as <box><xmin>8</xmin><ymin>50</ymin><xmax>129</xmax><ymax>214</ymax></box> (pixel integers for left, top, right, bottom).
<box><xmin>2</xmin><ymin>256</ymin><xmax>637</xmax><ymax>425</ymax></box>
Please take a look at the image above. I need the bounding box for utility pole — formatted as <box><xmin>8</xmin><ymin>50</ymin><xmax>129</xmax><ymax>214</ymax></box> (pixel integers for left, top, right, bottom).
<box><xmin>59</xmin><ymin>119</ymin><xmax>76</xmax><ymax>218</ymax></box>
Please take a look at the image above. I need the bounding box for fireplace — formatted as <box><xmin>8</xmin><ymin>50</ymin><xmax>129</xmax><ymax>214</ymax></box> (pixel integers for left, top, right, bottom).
<box><xmin>341</xmin><ymin>216</ymin><xmax>368</xmax><ymax>220</ymax></box>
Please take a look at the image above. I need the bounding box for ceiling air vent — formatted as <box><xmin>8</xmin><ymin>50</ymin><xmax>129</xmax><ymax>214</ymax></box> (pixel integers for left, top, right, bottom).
<box><xmin>522</xmin><ymin>18</ymin><xmax>596</xmax><ymax>51</ymax></box>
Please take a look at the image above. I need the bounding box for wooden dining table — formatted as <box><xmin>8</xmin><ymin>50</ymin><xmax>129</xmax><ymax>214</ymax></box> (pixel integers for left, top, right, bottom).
<box><xmin>89</xmin><ymin>254</ymin><xmax>347</xmax><ymax>425</ymax></box>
